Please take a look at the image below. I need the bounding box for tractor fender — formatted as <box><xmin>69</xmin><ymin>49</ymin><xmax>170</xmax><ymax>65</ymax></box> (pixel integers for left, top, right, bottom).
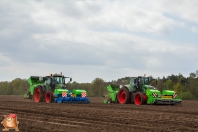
<box><xmin>35</xmin><ymin>85</ymin><xmax>46</xmax><ymax>92</ymax></box>
<box><xmin>120</xmin><ymin>85</ymin><xmax>132</xmax><ymax>92</ymax></box>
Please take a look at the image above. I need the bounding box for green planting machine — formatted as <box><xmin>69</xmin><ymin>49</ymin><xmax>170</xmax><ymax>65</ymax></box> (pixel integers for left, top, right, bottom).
<box><xmin>103</xmin><ymin>76</ymin><xmax>182</xmax><ymax>105</ymax></box>
<box><xmin>24</xmin><ymin>73</ymin><xmax>90</xmax><ymax>103</ymax></box>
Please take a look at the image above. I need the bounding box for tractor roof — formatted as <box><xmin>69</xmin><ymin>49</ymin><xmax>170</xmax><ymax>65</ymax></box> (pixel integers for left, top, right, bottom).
<box><xmin>52</xmin><ymin>73</ymin><xmax>63</xmax><ymax>77</ymax></box>
<box><xmin>45</xmin><ymin>73</ymin><xmax>63</xmax><ymax>77</ymax></box>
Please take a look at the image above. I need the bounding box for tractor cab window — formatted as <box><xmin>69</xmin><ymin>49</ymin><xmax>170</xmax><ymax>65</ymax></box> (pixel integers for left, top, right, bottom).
<box><xmin>46</xmin><ymin>77</ymin><xmax>51</xmax><ymax>85</ymax></box>
<box><xmin>144</xmin><ymin>78</ymin><xmax>149</xmax><ymax>85</ymax></box>
<box><xmin>52</xmin><ymin>77</ymin><xmax>64</xmax><ymax>84</ymax></box>
<box><xmin>130</xmin><ymin>78</ymin><xmax>134</xmax><ymax>86</ymax></box>
<box><xmin>140</xmin><ymin>78</ymin><xmax>149</xmax><ymax>85</ymax></box>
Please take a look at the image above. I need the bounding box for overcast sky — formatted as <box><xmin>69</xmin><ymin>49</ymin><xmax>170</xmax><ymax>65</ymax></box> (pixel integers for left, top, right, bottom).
<box><xmin>0</xmin><ymin>0</ymin><xmax>198</xmax><ymax>83</ymax></box>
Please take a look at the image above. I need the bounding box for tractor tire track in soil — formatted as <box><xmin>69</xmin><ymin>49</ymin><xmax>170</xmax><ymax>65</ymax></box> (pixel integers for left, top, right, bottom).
<box><xmin>0</xmin><ymin>96</ymin><xmax>198</xmax><ymax>132</ymax></box>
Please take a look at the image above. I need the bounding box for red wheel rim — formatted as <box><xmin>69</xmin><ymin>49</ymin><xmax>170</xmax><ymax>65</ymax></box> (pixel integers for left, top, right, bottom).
<box><xmin>135</xmin><ymin>94</ymin><xmax>141</xmax><ymax>105</ymax></box>
<box><xmin>46</xmin><ymin>92</ymin><xmax>50</xmax><ymax>103</ymax></box>
<box><xmin>118</xmin><ymin>90</ymin><xmax>126</xmax><ymax>104</ymax></box>
<box><xmin>34</xmin><ymin>88</ymin><xmax>40</xmax><ymax>102</ymax></box>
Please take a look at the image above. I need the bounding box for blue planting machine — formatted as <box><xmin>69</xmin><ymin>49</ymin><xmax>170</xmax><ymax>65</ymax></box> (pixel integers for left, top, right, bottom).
<box><xmin>54</xmin><ymin>89</ymin><xmax>90</xmax><ymax>103</ymax></box>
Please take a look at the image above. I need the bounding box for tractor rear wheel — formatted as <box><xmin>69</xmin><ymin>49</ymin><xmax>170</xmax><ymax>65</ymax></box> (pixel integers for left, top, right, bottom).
<box><xmin>33</xmin><ymin>87</ymin><xmax>45</xmax><ymax>103</ymax></box>
<box><xmin>134</xmin><ymin>92</ymin><xmax>147</xmax><ymax>105</ymax></box>
<box><xmin>117</xmin><ymin>87</ymin><xmax>130</xmax><ymax>104</ymax></box>
<box><xmin>45</xmin><ymin>91</ymin><xmax>54</xmax><ymax>103</ymax></box>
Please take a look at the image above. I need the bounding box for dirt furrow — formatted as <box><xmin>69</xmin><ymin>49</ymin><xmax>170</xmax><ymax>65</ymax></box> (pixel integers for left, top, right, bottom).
<box><xmin>0</xmin><ymin>96</ymin><xmax>198</xmax><ymax>132</ymax></box>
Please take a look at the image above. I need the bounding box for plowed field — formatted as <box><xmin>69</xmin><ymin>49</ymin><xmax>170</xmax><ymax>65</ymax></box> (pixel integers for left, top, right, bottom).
<box><xmin>0</xmin><ymin>96</ymin><xmax>198</xmax><ymax>132</ymax></box>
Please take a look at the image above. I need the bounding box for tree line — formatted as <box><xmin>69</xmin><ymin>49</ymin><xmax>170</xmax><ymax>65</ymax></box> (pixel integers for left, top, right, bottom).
<box><xmin>0</xmin><ymin>78</ymin><xmax>29</xmax><ymax>95</ymax></box>
<box><xmin>0</xmin><ymin>72</ymin><xmax>198</xmax><ymax>100</ymax></box>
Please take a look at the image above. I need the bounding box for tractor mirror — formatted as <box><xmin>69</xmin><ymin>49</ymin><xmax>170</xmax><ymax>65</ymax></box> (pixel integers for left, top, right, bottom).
<box><xmin>70</xmin><ymin>78</ymin><xmax>72</xmax><ymax>82</ymax></box>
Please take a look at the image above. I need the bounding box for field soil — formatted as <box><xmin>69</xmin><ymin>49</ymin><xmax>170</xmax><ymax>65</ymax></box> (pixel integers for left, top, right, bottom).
<box><xmin>0</xmin><ymin>95</ymin><xmax>198</xmax><ymax>132</ymax></box>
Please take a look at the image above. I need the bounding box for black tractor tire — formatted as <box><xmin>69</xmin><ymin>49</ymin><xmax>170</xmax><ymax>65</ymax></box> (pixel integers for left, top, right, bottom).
<box><xmin>117</xmin><ymin>87</ymin><xmax>130</xmax><ymax>104</ymax></box>
<box><xmin>33</xmin><ymin>87</ymin><xmax>45</xmax><ymax>103</ymax></box>
<box><xmin>45</xmin><ymin>91</ymin><xmax>54</xmax><ymax>103</ymax></box>
<box><xmin>131</xmin><ymin>93</ymin><xmax>135</xmax><ymax>104</ymax></box>
<box><xmin>134</xmin><ymin>92</ymin><xmax>145</xmax><ymax>105</ymax></box>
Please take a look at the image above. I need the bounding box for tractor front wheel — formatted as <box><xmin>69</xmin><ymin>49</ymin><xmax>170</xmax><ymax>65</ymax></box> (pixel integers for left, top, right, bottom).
<box><xmin>45</xmin><ymin>91</ymin><xmax>54</xmax><ymax>103</ymax></box>
<box><xmin>134</xmin><ymin>92</ymin><xmax>147</xmax><ymax>105</ymax></box>
<box><xmin>117</xmin><ymin>87</ymin><xmax>130</xmax><ymax>104</ymax></box>
<box><xmin>33</xmin><ymin>87</ymin><xmax>44</xmax><ymax>103</ymax></box>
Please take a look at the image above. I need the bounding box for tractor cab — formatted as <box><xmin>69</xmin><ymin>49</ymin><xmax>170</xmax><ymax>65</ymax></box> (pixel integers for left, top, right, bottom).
<box><xmin>45</xmin><ymin>73</ymin><xmax>72</xmax><ymax>90</ymax></box>
<box><xmin>134</xmin><ymin>76</ymin><xmax>150</xmax><ymax>85</ymax></box>
<box><xmin>130</xmin><ymin>76</ymin><xmax>150</xmax><ymax>92</ymax></box>
<box><xmin>52</xmin><ymin>76</ymin><xmax>65</xmax><ymax>84</ymax></box>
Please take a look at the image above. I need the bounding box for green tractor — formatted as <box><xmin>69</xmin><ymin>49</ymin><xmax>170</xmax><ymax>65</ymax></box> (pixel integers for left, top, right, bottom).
<box><xmin>24</xmin><ymin>73</ymin><xmax>90</xmax><ymax>103</ymax></box>
<box><xmin>103</xmin><ymin>76</ymin><xmax>182</xmax><ymax>105</ymax></box>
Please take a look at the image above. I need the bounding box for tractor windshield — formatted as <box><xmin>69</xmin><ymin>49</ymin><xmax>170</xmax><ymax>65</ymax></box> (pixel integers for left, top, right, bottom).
<box><xmin>52</xmin><ymin>77</ymin><xmax>65</xmax><ymax>84</ymax></box>
<box><xmin>140</xmin><ymin>78</ymin><xmax>149</xmax><ymax>85</ymax></box>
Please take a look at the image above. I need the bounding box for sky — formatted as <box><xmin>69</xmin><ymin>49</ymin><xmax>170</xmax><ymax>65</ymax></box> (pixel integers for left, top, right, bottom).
<box><xmin>0</xmin><ymin>0</ymin><xmax>198</xmax><ymax>83</ymax></box>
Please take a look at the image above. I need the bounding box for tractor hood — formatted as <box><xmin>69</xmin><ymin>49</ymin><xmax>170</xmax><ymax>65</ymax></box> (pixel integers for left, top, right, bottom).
<box><xmin>145</xmin><ymin>85</ymin><xmax>160</xmax><ymax>94</ymax></box>
<box><xmin>162</xmin><ymin>90</ymin><xmax>175</xmax><ymax>95</ymax></box>
<box><xmin>146</xmin><ymin>89</ymin><xmax>161</xmax><ymax>95</ymax></box>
